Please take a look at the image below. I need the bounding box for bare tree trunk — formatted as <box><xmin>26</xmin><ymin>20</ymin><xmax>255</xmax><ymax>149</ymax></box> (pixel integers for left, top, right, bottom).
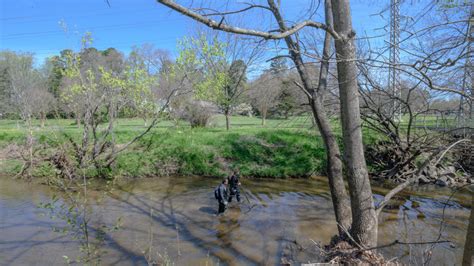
<box><xmin>310</xmin><ymin>98</ymin><xmax>352</xmax><ymax>232</ymax></box>
<box><xmin>310</xmin><ymin>0</ymin><xmax>352</xmax><ymax>233</ymax></box>
<box><xmin>40</xmin><ymin>111</ymin><xmax>46</xmax><ymax>128</ymax></box>
<box><xmin>76</xmin><ymin>114</ymin><xmax>81</xmax><ymax>127</ymax></box>
<box><xmin>462</xmin><ymin>191</ymin><xmax>474</xmax><ymax>266</ymax></box>
<box><xmin>331</xmin><ymin>0</ymin><xmax>378</xmax><ymax>247</ymax></box>
<box><xmin>262</xmin><ymin>107</ymin><xmax>267</xmax><ymax>126</ymax></box>
<box><xmin>225</xmin><ymin>110</ymin><xmax>230</xmax><ymax>130</ymax></box>
<box><xmin>267</xmin><ymin>0</ymin><xmax>352</xmax><ymax>233</ymax></box>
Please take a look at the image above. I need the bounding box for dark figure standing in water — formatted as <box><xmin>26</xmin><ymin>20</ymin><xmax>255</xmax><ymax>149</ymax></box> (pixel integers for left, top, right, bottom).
<box><xmin>215</xmin><ymin>178</ymin><xmax>229</xmax><ymax>215</ymax></box>
<box><xmin>228</xmin><ymin>170</ymin><xmax>241</xmax><ymax>203</ymax></box>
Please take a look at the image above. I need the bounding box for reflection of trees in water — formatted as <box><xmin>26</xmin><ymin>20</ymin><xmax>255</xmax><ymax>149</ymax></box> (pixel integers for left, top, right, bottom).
<box><xmin>0</xmin><ymin>197</ymin><xmax>146</xmax><ymax>265</ymax></box>
<box><xmin>5</xmin><ymin>176</ymin><xmax>471</xmax><ymax>265</ymax></box>
<box><xmin>376</xmin><ymin>191</ymin><xmax>471</xmax><ymax>265</ymax></box>
<box><xmin>108</xmin><ymin>182</ymin><xmax>261</xmax><ymax>265</ymax></box>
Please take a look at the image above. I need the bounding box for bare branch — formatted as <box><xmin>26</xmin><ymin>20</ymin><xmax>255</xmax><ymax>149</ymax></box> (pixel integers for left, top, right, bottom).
<box><xmin>156</xmin><ymin>0</ymin><xmax>341</xmax><ymax>40</ymax></box>
<box><xmin>198</xmin><ymin>4</ymin><xmax>271</xmax><ymax>17</ymax></box>
<box><xmin>293</xmin><ymin>80</ymin><xmax>312</xmax><ymax>99</ymax></box>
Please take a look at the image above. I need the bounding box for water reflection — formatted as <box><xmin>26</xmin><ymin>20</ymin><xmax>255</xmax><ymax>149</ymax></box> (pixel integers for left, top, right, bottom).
<box><xmin>216</xmin><ymin>206</ymin><xmax>241</xmax><ymax>249</ymax></box>
<box><xmin>0</xmin><ymin>176</ymin><xmax>471</xmax><ymax>265</ymax></box>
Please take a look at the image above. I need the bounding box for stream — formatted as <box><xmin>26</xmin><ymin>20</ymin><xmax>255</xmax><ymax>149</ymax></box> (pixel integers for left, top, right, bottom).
<box><xmin>0</xmin><ymin>176</ymin><xmax>471</xmax><ymax>265</ymax></box>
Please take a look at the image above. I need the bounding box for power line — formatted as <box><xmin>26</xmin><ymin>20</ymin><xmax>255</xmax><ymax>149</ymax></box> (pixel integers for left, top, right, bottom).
<box><xmin>0</xmin><ymin>6</ymin><xmax>160</xmax><ymax>21</ymax></box>
<box><xmin>1</xmin><ymin>18</ymin><xmax>186</xmax><ymax>40</ymax></box>
<box><xmin>0</xmin><ymin>7</ymin><xmax>169</xmax><ymax>27</ymax></box>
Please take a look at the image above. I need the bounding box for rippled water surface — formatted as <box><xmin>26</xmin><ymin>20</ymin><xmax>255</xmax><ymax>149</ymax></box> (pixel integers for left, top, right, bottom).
<box><xmin>0</xmin><ymin>176</ymin><xmax>471</xmax><ymax>265</ymax></box>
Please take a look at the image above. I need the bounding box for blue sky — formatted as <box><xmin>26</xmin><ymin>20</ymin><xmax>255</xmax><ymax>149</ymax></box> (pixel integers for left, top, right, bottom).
<box><xmin>0</xmin><ymin>0</ymin><xmax>390</xmax><ymax>65</ymax></box>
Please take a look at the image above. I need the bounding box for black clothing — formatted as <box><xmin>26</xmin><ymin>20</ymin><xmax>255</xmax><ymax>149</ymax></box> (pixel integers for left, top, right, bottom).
<box><xmin>217</xmin><ymin>183</ymin><xmax>228</xmax><ymax>202</ymax></box>
<box><xmin>216</xmin><ymin>183</ymin><xmax>228</xmax><ymax>214</ymax></box>
<box><xmin>218</xmin><ymin>201</ymin><xmax>227</xmax><ymax>214</ymax></box>
<box><xmin>228</xmin><ymin>174</ymin><xmax>241</xmax><ymax>203</ymax></box>
<box><xmin>229</xmin><ymin>174</ymin><xmax>239</xmax><ymax>188</ymax></box>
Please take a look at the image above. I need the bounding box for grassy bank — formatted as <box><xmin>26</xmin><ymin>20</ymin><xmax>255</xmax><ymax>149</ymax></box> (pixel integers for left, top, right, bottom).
<box><xmin>0</xmin><ymin>115</ymin><xmax>339</xmax><ymax>179</ymax></box>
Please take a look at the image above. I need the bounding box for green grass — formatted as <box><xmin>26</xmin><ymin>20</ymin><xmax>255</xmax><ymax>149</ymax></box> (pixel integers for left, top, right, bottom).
<box><xmin>0</xmin><ymin>115</ymin><xmax>330</xmax><ymax>178</ymax></box>
<box><xmin>3</xmin><ymin>114</ymin><xmax>458</xmax><ymax>179</ymax></box>
<box><xmin>0</xmin><ymin>115</ymin><xmax>462</xmax><ymax>178</ymax></box>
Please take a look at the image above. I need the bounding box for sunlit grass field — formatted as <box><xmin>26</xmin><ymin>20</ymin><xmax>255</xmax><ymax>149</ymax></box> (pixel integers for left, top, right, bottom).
<box><xmin>0</xmin><ymin>115</ymin><xmax>331</xmax><ymax>178</ymax></box>
<box><xmin>1</xmin><ymin>113</ymin><xmax>463</xmax><ymax>179</ymax></box>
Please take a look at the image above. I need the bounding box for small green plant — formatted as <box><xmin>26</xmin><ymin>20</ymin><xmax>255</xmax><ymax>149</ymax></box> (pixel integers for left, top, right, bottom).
<box><xmin>38</xmin><ymin>175</ymin><xmax>122</xmax><ymax>265</ymax></box>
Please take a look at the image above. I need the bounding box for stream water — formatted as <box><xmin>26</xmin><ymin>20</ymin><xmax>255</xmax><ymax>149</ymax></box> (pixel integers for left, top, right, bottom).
<box><xmin>0</xmin><ymin>176</ymin><xmax>471</xmax><ymax>265</ymax></box>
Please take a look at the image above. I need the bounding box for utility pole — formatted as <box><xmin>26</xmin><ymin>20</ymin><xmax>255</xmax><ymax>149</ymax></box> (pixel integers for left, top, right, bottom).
<box><xmin>388</xmin><ymin>0</ymin><xmax>401</xmax><ymax>121</ymax></box>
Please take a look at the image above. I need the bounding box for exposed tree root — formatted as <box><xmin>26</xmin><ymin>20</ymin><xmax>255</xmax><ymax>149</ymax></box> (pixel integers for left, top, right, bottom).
<box><xmin>323</xmin><ymin>235</ymin><xmax>399</xmax><ymax>265</ymax></box>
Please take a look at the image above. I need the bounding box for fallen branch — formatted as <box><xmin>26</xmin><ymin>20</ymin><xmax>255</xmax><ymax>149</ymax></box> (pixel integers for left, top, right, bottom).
<box><xmin>361</xmin><ymin>239</ymin><xmax>451</xmax><ymax>252</ymax></box>
<box><xmin>375</xmin><ymin>138</ymin><xmax>470</xmax><ymax>216</ymax></box>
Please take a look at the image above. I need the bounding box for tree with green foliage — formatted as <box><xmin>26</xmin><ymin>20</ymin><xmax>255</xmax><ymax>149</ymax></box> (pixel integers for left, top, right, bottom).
<box><xmin>46</xmin><ymin>49</ymin><xmax>73</xmax><ymax>100</ymax></box>
<box><xmin>276</xmin><ymin>79</ymin><xmax>299</xmax><ymax>119</ymax></box>
<box><xmin>178</xmin><ymin>32</ymin><xmax>261</xmax><ymax>130</ymax></box>
<box><xmin>127</xmin><ymin>44</ymin><xmax>171</xmax><ymax>125</ymax></box>
<box><xmin>57</xmin><ymin>34</ymin><xmax>160</xmax><ymax>177</ymax></box>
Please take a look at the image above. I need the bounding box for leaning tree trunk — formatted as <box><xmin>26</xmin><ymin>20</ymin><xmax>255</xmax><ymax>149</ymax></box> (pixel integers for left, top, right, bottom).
<box><xmin>267</xmin><ymin>0</ymin><xmax>352</xmax><ymax>234</ymax></box>
<box><xmin>310</xmin><ymin>97</ymin><xmax>352</xmax><ymax>233</ymax></box>
<box><xmin>309</xmin><ymin>0</ymin><xmax>352</xmax><ymax>234</ymax></box>
<box><xmin>331</xmin><ymin>0</ymin><xmax>378</xmax><ymax>247</ymax></box>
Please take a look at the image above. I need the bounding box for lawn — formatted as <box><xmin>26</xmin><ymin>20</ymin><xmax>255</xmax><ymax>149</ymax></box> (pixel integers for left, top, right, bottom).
<box><xmin>3</xmin><ymin>114</ymin><xmax>456</xmax><ymax>179</ymax></box>
<box><xmin>0</xmin><ymin>115</ymin><xmax>333</xmax><ymax>179</ymax></box>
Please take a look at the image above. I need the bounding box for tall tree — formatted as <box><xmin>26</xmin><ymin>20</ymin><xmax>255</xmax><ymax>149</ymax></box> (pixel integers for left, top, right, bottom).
<box><xmin>330</xmin><ymin>0</ymin><xmax>377</xmax><ymax>246</ymax></box>
<box><xmin>47</xmin><ymin>49</ymin><xmax>73</xmax><ymax>99</ymax></box>
<box><xmin>127</xmin><ymin>44</ymin><xmax>170</xmax><ymax>125</ymax></box>
<box><xmin>269</xmin><ymin>57</ymin><xmax>287</xmax><ymax>75</ymax></box>
<box><xmin>179</xmin><ymin>33</ymin><xmax>260</xmax><ymax>130</ymax></box>
<box><xmin>222</xmin><ymin>59</ymin><xmax>247</xmax><ymax>129</ymax></box>
<box><xmin>0</xmin><ymin>51</ymin><xmax>54</xmax><ymax>176</ymax></box>
<box><xmin>248</xmin><ymin>71</ymin><xmax>281</xmax><ymax>125</ymax></box>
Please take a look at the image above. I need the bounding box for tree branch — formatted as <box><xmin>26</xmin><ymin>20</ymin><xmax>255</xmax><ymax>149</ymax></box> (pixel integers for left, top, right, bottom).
<box><xmin>198</xmin><ymin>4</ymin><xmax>272</xmax><ymax>17</ymax></box>
<box><xmin>293</xmin><ymin>80</ymin><xmax>312</xmax><ymax>99</ymax></box>
<box><xmin>361</xmin><ymin>239</ymin><xmax>451</xmax><ymax>252</ymax></box>
<box><xmin>156</xmin><ymin>0</ymin><xmax>341</xmax><ymax>40</ymax></box>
